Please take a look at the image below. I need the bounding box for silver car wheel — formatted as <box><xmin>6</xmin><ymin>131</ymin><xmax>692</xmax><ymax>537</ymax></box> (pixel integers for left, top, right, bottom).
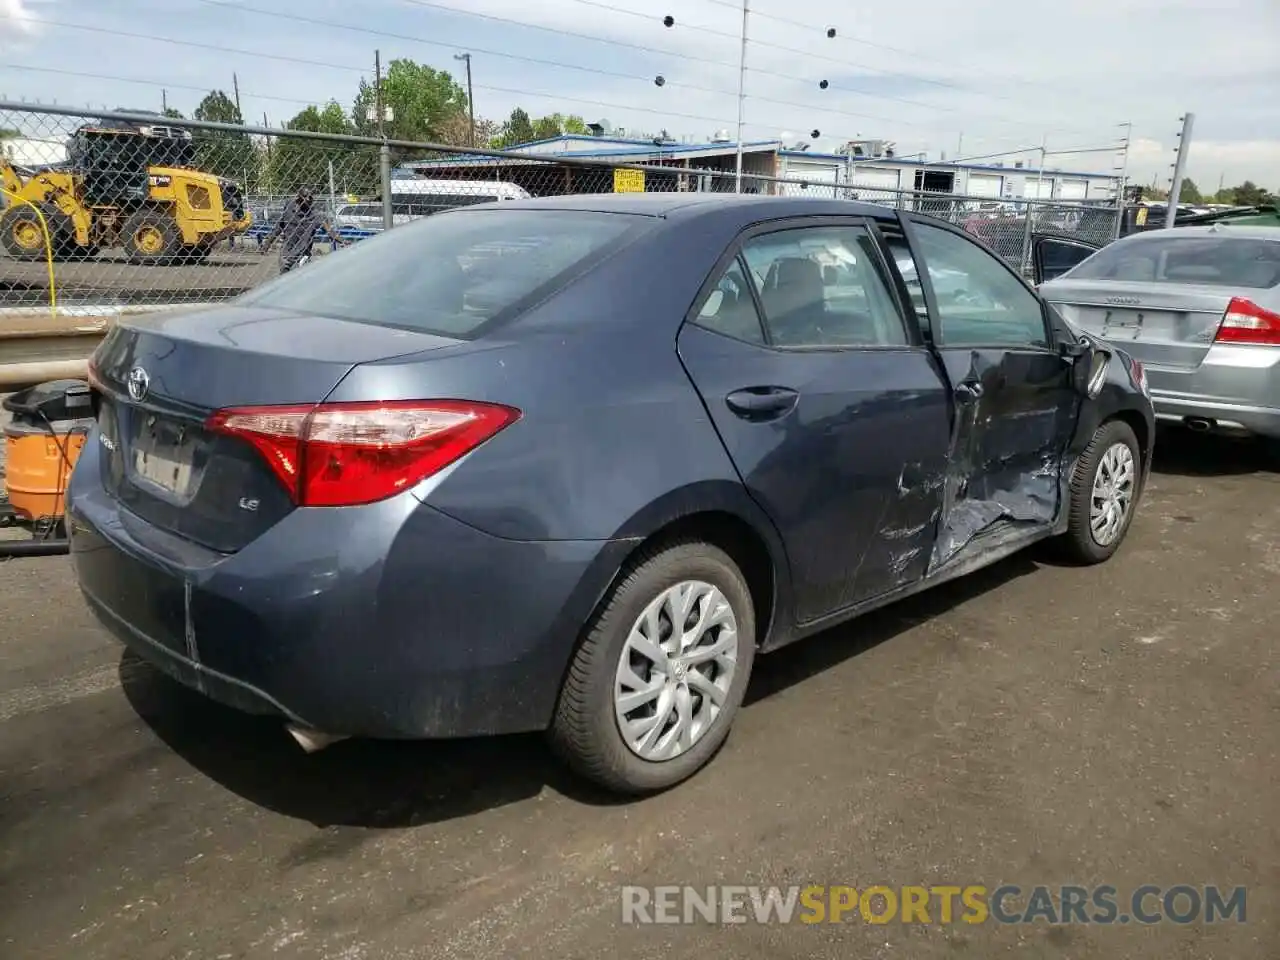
<box><xmin>1090</xmin><ymin>442</ymin><xmax>1136</xmax><ymax>546</ymax></box>
<box><xmin>614</xmin><ymin>580</ymin><xmax>739</xmax><ymax>762</ymax></box>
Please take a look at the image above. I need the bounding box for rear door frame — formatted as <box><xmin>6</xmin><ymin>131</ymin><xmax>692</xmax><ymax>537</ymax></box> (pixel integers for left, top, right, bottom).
<box><xmin>1031</xmin><ymin>233</ymin><xmax>1102</xmax><ymax>285</ymax></box>
<box><xmin>675</xmin><ymin>211</ymin><xmax>954</xmax><ymax>622</ymax></box>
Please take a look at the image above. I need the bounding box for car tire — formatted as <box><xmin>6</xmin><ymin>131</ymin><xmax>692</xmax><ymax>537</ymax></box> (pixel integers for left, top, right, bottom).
<box><xmin>549</xmin><ymin>540</ymin><xmax>756</xmax><ymax>795</ymax></box>
<box><xmin>1058</xmin><ymin>419</ymin><xmax>1142</xmax><ymax>564</ymax></box>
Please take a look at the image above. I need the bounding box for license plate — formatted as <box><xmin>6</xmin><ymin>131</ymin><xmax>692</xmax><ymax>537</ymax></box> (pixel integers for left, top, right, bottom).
<box><xmin>132</xmin><ymin>420</ymin><xmax>195</xmax><ymax>496</ymax></box>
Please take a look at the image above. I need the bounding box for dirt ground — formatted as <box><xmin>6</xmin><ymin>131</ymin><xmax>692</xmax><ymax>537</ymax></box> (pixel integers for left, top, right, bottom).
<box><xmin>0</xmin><ymin>427</ymin><xmax>1277</xmax><ymax>959</ymax></box>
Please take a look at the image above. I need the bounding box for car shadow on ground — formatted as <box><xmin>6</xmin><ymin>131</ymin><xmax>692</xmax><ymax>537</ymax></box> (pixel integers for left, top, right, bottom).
<box><xmin>1151</xmin><ymin>425</ymin><xmax>1278</xmax><ymax>478</ymax></box>
<box><xmin>119</xmin><ymin>553</ymin><xmax>1040</xmax><ymax>830</ymax></box>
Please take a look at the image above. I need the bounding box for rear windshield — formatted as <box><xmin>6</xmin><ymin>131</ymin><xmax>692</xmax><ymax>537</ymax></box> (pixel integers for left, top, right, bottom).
<box><xmin>1067</xmin><ymin>235</ymin><xmax>1280</xmax><ymax>288</ymax></box>
<box><xmin>238</xmin><ymin>209</ymin><xmax>640</xmax><ymax>337</ymax></box>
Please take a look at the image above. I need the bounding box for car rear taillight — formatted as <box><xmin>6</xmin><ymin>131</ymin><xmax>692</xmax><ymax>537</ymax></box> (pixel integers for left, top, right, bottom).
<box><xmin>206</xmin><ymin>400</ymin><xmax>521</xmax><ymax>507</ymax></box>
<box><xmin>1214</xmin><ymin>297</ymin><xmax>1280</xmax><ymax>346</ymax></box>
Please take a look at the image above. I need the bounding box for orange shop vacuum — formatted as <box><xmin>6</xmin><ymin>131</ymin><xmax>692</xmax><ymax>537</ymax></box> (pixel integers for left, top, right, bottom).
<box><xmin>1</xmin><ymin>379</ymin><xmax>93</xmax><ymax>557</ymax></box>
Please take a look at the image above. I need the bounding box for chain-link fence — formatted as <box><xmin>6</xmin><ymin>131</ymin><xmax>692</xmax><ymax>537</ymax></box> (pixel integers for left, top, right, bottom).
<box><xmin>1</xmin><ymin>102</ymin><xmax>1120</xmax><ymax>316</ymax></box>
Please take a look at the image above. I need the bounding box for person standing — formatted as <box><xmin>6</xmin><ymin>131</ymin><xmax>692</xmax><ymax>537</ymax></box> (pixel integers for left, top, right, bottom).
<box><xmin>261</xmin><ymin>188</ymin><xmax>344</xmax><ymax>273</ymax></box>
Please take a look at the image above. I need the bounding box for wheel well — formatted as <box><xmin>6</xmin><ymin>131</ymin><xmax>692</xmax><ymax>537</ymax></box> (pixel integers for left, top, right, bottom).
<box><xmin>1106</xmin><ymin>409</ymin><xmax>1150</xmax><ymax>471</ymax></box>
<box><xmin>625</xmin><ymin>511</ymin><xmax>777</xmax><ymax>647</ymax></box>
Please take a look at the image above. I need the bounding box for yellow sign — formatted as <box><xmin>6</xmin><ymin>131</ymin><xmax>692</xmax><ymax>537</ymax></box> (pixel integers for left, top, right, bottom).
<box><xmin>1135</xmin><ymin>207</ymin><xmax>1148</xmax><ymax>226</ymax></box>
<box><xmin>614</xmin><ymin>169</ymin><xmax>645</xmax><ymax>193</ymax></box>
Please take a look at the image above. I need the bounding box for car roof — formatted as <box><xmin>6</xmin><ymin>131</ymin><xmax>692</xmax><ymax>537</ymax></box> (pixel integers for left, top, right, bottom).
<box><xmin>474</xmin><ymin>192</ymin><xmax>895</xmax><ymax>222</ymax></box>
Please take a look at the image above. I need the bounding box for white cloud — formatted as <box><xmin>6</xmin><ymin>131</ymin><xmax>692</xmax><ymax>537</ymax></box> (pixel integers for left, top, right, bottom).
<box><xmin>0</xmin><ymin>0</ymin><xmax>43</xmax><ymax>37</ymax></box>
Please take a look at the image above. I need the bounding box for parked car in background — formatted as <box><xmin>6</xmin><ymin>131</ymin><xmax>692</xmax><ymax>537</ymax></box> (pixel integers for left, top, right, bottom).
<box><xmin>387</xmin><ymin>178</ymin><xmax>530</xmax><ymax>216</ymax></box>
<box><xmin>1036</xmin><ymin>224</ymin><xmax>1280</xmax><ymax>442</ymax></box>
<box><xmin>70</xmin><ymin>195</ymin><xmax>1154</xmax><ymax>795</ymax></box>
<box><xmin>333</xmin><ymin>202</ymin><xmax>415</xmax><ymax>232</ymax></box>
<box><xmin>331</xmin><ymin>181</ymin><xmax>533</xmax><ymax>233</ymax></box>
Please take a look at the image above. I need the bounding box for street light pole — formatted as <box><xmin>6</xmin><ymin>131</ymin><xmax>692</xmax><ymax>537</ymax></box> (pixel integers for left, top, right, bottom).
<box><xmin>455</xmin><ymin>52</ymin><xmax>475</xmax><ymax>147</ymax></box>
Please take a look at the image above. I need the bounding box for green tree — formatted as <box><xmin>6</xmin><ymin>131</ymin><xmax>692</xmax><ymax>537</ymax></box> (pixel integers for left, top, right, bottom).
<box><xmin>161</xmin><ymin>108</ymin><xmax>185</xmax><ymax>120</ymax></box>
<box><xmin>191</xmin><ymin>89</ymin><xmax>256</xmax><ymax>184</ymax></box>
<box><xmin>435</xmin><ymin>113</ymin><xmax>500</xmax><ymax>148</ymax></box>
<box><xmin>494</xmin><ymin>108</ymin><xmax>535</xmax><ymax>148</ymax></box>
<box><xmin>529</xmin><ymin>113</ymin><xmax>589</xmax><ymax>140</ymax></box>
<box><xmin>352</xmin><ymin>59</ymin><xmax>468</xmax><ymax>143</ymax></box>
<box><xmin>1220</xmin><ymin>180</ymin><xmax>1276</xmax><ymax>206</ymax></box>
<box><xmin>1176</xmin><ymin>177</ymin><xmax>1202</xmax><ymax>204</ymax></box>
<box><xmin>269</xmin><ymin>102</ymin><xmax>376</xmax><ymax>197</ymax></box>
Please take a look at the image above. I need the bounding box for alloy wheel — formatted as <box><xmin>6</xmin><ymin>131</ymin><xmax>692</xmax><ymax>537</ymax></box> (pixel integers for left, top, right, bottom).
<box><xmin>1090</xmin><ymin>442</ymin><xmax>1136</xmax><ymax>546</ymax></box>
<box><xmin>613</xmin><ymin>580</ymin><xmax>739</xmax><ymax>762</ymax></box>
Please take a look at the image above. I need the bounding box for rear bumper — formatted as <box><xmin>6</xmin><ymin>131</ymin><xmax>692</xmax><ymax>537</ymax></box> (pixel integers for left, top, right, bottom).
<box><xmin>1146</xmin><ymin>343</ymin><xmax>1280</xmax><ymax>439</ymax></box>
<box><xmin>1151</xmin><ymin>393</ymin><xmax>1280</xmax><ymax>438</ymax></box>
<box><xmin>67</xmin><ymin>438</ymin><xmax>631</xmax><ymax>738</ymax></box>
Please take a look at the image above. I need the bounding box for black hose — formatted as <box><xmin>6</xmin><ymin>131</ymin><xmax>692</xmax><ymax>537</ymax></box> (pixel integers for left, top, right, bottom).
<box><xmin>0</xmin><ymin>538</ymin><xmax>70</xmax><ymax>557</ymax></box>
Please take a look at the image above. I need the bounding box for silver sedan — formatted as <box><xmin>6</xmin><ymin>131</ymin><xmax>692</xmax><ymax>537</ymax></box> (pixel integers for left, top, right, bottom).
<box><xmin>1038</xmin><ymin>225</ymin><xmax>1280</xmax><ymax>440</ymax></box>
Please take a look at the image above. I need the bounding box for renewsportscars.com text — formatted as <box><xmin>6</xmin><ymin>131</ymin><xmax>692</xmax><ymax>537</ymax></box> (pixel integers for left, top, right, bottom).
<box><xmin>621</xmin><ymin>884</ymin><xmax>1247</xmax><ymax>926</ymax></box>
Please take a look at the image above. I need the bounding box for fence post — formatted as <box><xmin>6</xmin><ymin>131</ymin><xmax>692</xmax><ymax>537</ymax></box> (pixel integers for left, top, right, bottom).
<box><xmin>1165</xmin><ymin>112</ymin><xmax>1195</xmax><ymax>229</ymax></box>
<box><xmin>380</xmin><ymin>143</ymin><xmax>393</xmax><ymax>231</ymax></box>
<box><xmin>1020</xmin><ymin>197</ymin><xmax>1037</xmax><ymax>277</ymax></box>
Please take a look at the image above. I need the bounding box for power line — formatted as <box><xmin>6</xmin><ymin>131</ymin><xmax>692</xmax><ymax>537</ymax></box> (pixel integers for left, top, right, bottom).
<box><xmin>0</xmin><ymin>62</ymin><xmax>322</xmax><ymax>112</ymax></box>
<box><xmin>5</xmin><ymin>10</ymin><xmax>1066</xmax><ymax>148</ymax></box>
<box><xmin>0</xmin><ymin>14</ymin><xmax>1117</xmax><ymax>156</ymax></box>
<box><xmin>403</xmin><ymin>0</ymin><xmax>1102</xmax><ymax>136</ymax></box>
<box><xmin>0</xmin><ymin>19</ymin><xmax>740</xmax><ymax>126</ymax></box>
<box><xmin>698</xmin><ymin>0</ymin><xmax>1146</xmax><ymax>117</ymax></box>
<box><xmin>189</xmin><ymin>0</ymin><xmax>917</xmax><ymax>132</ymax></box>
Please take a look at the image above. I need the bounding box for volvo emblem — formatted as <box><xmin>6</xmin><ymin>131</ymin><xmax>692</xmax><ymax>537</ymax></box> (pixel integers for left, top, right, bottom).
<box><xmin>126</xmin><ymin>366</ymin><xmax>150</xmax><ymax>402</ymax></box>
<box><xmin>1105</xmin><ymin>296</ymin><xmax>1140</xmax><ymax>305</ymax></box>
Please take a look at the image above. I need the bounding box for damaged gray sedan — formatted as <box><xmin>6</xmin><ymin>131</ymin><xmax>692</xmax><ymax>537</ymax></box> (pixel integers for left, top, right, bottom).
<box><xmin>71</xmin><ymin>195</ymin><xmax>1154</xmax><ymax>796</ymax></box>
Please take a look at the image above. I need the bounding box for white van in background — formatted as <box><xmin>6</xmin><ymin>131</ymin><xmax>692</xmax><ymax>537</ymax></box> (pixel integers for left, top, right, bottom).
<box><xmin>337</xmin><ymin>179</ymin><xmax>532</xmax><ymax>233</ymax></box>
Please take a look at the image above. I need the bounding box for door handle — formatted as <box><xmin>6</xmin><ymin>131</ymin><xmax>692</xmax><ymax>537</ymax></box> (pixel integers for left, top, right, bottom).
<box><xmin>725</xmin><ymin>387</ymin><xmax>799</xmax><ymax>421</ymax></box>
<box><xmin>955</xmin><ymin>380</ymin><xmax>984</xmax><ymax>403</ymax></box>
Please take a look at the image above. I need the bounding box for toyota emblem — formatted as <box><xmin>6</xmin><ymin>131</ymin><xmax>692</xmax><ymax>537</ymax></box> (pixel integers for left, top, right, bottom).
<box><xmin>126</xmin><ymin>366</ymin><xmax>150</xmax><ymax>402</ymax></box>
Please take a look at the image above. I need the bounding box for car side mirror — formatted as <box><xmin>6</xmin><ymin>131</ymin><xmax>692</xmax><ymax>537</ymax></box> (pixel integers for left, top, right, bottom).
<box><xmin>1066</xmin><ymin>342</ymin><xmax>1111</xmax><ymax>398</ymax></box>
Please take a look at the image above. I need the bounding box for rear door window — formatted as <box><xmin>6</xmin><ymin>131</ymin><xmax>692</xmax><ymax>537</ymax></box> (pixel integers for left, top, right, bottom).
<box><xmin>739</xmin><ymin>225</ymin><xmax>909</xmax><ymax>347</ymax></box>
<box><xmin>1068</xmin><ymin>235</ymin><xmax>1280</xmax><ymax>288</ymax></box>
<box><xmin>238</xmin><ymin>209</ymin><xmax>642</xmax><ymax>337</ymax></box>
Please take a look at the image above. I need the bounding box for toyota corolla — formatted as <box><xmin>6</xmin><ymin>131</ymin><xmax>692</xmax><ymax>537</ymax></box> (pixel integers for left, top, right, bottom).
<box><xmin>69</xmin><ymin>194</ymin><xmax>1154</xmax><ymax>794</ymax></box>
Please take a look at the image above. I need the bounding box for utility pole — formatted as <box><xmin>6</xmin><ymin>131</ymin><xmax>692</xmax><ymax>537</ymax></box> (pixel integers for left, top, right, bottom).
<box><xmin>233</xmin><ymin>73</ymin><xmax>242</xmax><ymax>119</ymax></box>
<box><xmin>161</xmin><ymin>89</ymin><xmax>168</xmax><ymax>114</ymax></box>
<box><xmin>733</xmin><ymin>0</ymin><xmax>749</xmax><ymax>193</ymax></box>
<box><xmin>374</xmin><ymin>49</ymin><xmax>385</xmax><ymax>138</ymax></box>
<box><xmin>1165</xmin><ymin>112</ymin><xmax>1194</xmax><ymax>228</ymax></box>
<box><xmin>1020</xmin><ymin>134</ymin><xmax>1048</xmax><ymax>276</ymax></box>
<box><xmin>454</xmin><ymin>53</ymin><xmax>475</xmax><ymax>147</ymax></box>
<box><xmin>374</xmin><ymin>49</ymin><xmax>393</xmax><ymax>230</ymax></box>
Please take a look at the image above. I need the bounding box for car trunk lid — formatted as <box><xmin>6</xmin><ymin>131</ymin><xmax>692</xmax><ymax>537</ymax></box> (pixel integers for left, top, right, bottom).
<box><xmin>1041</xmin><ymin>279</ymin><xmax>1236</xmax><ymax>370</ymax></box>
<box><xmin>89</xmin><ymin>306</ymin><xmax>459</xmax><ymax>552</ymax></box>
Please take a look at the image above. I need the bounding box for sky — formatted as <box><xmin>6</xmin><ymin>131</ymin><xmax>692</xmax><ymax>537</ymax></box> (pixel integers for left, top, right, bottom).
<box><xmin>1</xmin><ymin>0</ymin><xmax>1278</xmax><ymax>189</ymax></box>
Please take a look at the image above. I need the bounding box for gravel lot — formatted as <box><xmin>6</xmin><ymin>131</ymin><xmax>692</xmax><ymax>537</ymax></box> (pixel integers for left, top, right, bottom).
<box><xmin>0</xmin><ymin>428</ymin><xmax>1277</xmax><ymax>959</ymax></box>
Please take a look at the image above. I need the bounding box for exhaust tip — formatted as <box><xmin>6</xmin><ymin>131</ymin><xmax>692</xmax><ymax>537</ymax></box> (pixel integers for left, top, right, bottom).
<box><xmin>286</xmin><ymin>724</ymin><xmax>348</xmax><ymax>754</ymax></box>
<box><xmin>1184</xmin><ymin>417</ymin><xmax>1215</xmax><ymax>433</ymax></box>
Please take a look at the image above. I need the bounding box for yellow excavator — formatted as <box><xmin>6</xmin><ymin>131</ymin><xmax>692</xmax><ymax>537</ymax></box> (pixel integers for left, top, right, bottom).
<box><xmin>1</xmin><ymin>116</ymin><xmax>252</xmax><ymax>264</ymax></box>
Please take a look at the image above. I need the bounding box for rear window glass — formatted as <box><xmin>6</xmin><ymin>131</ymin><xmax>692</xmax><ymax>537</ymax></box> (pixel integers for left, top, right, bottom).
<box><xmin>238</xmin><ymin>209</ymin><xmax>640</xmax><ymax>337</ymax></box>
<box><xmin>1068</xmin><ymin>235</ymin><xmax>1280</xmax><ymax>288</ymax></box>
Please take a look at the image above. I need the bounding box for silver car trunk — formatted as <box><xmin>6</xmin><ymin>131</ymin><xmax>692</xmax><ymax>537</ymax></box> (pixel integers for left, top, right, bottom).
<box><xmin>1043</xmin><ymin>279</ymin><xmax>1233</xmax><ymax>370</ymax></box>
